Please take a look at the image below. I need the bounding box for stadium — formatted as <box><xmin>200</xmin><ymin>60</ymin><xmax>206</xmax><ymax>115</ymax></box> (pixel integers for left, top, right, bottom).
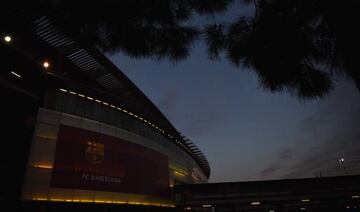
<box><xmin>1</xmin><ymin>15</ymin><xmax>209</xmax><ymax>211</ymax></box>
<box><xmin>4</xmin><ymin>6</ymin><xmax>360</xmax><ymax>212</ymax></box>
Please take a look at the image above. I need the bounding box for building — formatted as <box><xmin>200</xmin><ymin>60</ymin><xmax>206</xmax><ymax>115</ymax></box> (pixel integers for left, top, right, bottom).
<box><xmin>174</xmin><ymin>175</ymin><xmax>360</xmax><ymax>212</ymax></box>
<box><xmin>1</xmin><ymin>15</ymin><xmax>209</xmax><ymax>211</ymax></box>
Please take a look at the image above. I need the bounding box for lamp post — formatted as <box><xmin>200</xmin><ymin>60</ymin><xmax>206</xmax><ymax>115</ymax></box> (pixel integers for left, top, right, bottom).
<box><xmin>338</xmin><ymin>158</ymin><xmax>348</xmax><ymax>175</ymax></box>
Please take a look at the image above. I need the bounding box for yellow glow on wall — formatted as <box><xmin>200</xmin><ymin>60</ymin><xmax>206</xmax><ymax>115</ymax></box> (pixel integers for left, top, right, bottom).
<box><xmin>114</xmin><ymin>201</ymin><xmax>127</xmax><ymax>204</ymax></box>
<box><xmin>50</xmin><ymin>198</ymin><xmax>65</xmax><ymax>202</ymax></box>
<box><xmin>33</xmin><ymin>164</ymin><xmax>53</xmax><ymax>169</ymax></box>
<box><xmin>36</xmin><ymin>134</ymin><xmax>57</xmax><ymax>140</ymax></box>
<box><xmin>33</xmin><ymin>198</ymin><xmax>47</xmax><ymax>201</ymax></box>
<box><xmin>32</xmin><ymin>198</ymin><xmax>174</xmax><ymax>207</ymax></box>
<box><xmin>170</xmin><ymin>166</ymin><xmax>188</xmax><ymax>175</ymax></box>
<box><xmin>80</xmin><ymin>200</ymin><xmax>92</xmax><ymax>203</ymax></box>
<box><xmin>174</xmin><ymin>170</ymin><xmax>187</xmax><ymax>177</ymax></box>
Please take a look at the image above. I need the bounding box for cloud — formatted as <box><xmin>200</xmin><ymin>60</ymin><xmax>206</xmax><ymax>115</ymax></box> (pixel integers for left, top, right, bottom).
<box><xmin>284</xmin><ymin>109</ymin><xmax>360</xmax><ymax>178</ymax></box>
<box><xmin>258</xmin><ymin>81</ymin><xmax>360</xmax><ymax>179</ymax></box>
<box><xmin>260</xmin><ymin>163</ymin><xmax>282</xmax><ymax>177</ymax></box>
<box><xmin>278</xmin><ymin>148</ymin><xmax>294</xmax><ymax>160</ymax></box>
<box><xmin>258</xmin><ymin>147</ymin><xmax>294</xmax><ymax>178</ymax></box>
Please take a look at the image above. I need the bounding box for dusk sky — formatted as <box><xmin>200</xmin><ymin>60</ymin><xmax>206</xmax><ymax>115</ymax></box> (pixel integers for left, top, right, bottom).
<box><xmin>110</xmin><ymin>1</ymin><xmax>360</xmax><ymax>183</ymax></box>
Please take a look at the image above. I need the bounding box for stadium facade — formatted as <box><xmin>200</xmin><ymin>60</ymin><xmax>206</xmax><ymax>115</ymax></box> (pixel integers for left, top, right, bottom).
<box><xmin>1</xmin><ymin>15</ymin><xmax>209</xmax><ymax>210</ymax></box>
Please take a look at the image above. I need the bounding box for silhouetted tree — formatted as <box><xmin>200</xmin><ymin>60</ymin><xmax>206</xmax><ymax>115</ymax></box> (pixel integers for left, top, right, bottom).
<box><xmin>205</xmin><ymin>0</ymin><xmax>360</xmax><ymax>99</ymax></box>
<box><xmin>2</xmin><ymin>0</ymin><xmax>359</xmax><ymax>99</ymax></box>
<box><xmin>1</xmin><ymin>0</ymin><xmax>231</xmax><ymax>61</ymax></box>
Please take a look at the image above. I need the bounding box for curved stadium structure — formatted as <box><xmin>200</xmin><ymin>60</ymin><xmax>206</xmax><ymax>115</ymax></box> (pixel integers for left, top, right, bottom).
<box><xmin>1</xmin><ymin>15</ymin><xmax>209</xmax><ymax>210</ymax></box>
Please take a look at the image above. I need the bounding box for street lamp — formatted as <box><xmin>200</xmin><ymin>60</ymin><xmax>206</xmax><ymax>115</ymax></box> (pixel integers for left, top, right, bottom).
<box><xmin>43</xmin><ymin>61</ymin><xmax>50</xmax><ymax>68</ymax></box>
<box><xmin>338</xmin><ymin>158</ymin><xmax>348</xmax><ymax>175</ymax></box>
<box><xmin>4</xmin><ymin>35</ymin><xmax>12</xmax><ymax>43</ymax></box>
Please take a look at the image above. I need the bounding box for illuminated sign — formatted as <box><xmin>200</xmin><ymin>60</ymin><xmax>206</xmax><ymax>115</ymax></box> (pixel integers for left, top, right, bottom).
<box><xmin>51</xmin><ymin>125</ymin><xmax>170</xmax><ymax>197</ymax></box>
<box><xmin>85</xmin><ymin>140</ymin><xmax>104</xmax><ymax>164</ymax></box>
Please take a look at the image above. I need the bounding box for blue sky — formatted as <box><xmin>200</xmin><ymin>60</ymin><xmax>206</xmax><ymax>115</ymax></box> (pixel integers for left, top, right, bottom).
<box><xmin>109</xmin><ymin>1</ymin><xmax>360</xmax><ymax>182</ymax></box>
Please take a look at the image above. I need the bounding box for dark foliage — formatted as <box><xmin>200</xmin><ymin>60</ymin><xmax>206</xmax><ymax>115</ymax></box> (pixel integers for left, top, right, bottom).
<box><xmin>2</xmin><ymin>0</ymin><xmax>360</xmax><ymax>99</ymax></box>
<box><xmin>0</xmin><ymin>0</ymin><xmax>231</xmax><ymax>61</ymax></box>
<box><xmin>205</xmin><ymin>0</ymin><xmax>360</xmax><ymax>99</ymax></box>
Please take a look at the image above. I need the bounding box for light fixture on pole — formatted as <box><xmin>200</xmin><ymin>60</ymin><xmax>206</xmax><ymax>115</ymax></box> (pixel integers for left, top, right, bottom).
<box><xmin>338</xmin><ymin>158</ymin><xmax>348</xmax><ymax>175</ymax></box>
<box><xmin>4</xmin><ymin>35</ymin><xmax>12</xmax><ymax>42</ymax></box>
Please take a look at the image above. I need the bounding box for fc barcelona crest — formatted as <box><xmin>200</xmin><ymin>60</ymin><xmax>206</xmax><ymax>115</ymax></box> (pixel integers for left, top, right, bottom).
<box><xmin>85</xmin><ymin>140</ymin><xmax>104</xmax><ymax>164</ymax></box>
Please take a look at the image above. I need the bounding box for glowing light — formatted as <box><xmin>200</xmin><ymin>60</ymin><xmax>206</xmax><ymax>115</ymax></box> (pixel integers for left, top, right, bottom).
<box><xmin>69</xmin><ymin>91</ymin><xmax>76</xmax><ymax>95</ymax></box>
<box><xmin>33</xmin><ymin>198</ymin><xmax>47</xmax><ymax>201</ymax></box>
<box><xmin>114</xmin><ymin>201</ymin><xmax>126</xmax><ymax>204</ymax></box>
<box><xmin>300</xmin><ymin>208</ymin><xmax>306</xmax><ymax>211</ymax></box>
<box><xmin>78</xmin><ymin>93</ymin><xmax>85</xmax><ymax>98</ymax></box>
<box><xmin>60</xmin><ymin>88</ymin><xmax>68</xmax><ymax>92</ymax></box>
<box><xmin>94</xmin><ymin>200</ymin><xmax>106</xmax><ymax>203</ymax></box>
<box><xmin>110</xmin><ymin>104</ymin><xmax>115</xmax><ymax>108</ymax></box>
<box><xmin>36</xmin><ymin>134</ymin><xmax>57</xmax><ymax>140</ymax></box>
<box><xmin>95</xmin><ymin>99</ymin><xmax>101</xmax><ymax>103</ymax></box>
<box><xmin>128</xmin><ymin>201</ymin><xmax>141</xmax><ymax>205</ymax></box>
<box><xmin>43</xmin><ymin>61</ymin><xmax>50</xmax><ymax>68</ymax></box>
<box><xmin>202</xmin><ymin>204</ymin><xmax>212</xmax><ymax>208</ymax></box>
<box><xmin>11</xmin><ymin>71</ymin><xmax>21</xmax><ymax>78</ymax></box>
<box><xmin>31</xmin><ymin>198</ymin><xmax>174</xmax><ymax>207</ymax></box>
<box><xmin>174</xmin><ymin>170</ymin><xmax>187</xmax><ymax>177</ymax></box>
<box><xmin>86</xmin><ymin>96</ymin><xmax>94</xmax><ymax>100</ymax></box>
<box><xmin>33</xmin><ymin>164</ymin><xmax>52</xmax><ymax>169</ymax></box>
<box><xmin>251</xmin><ymin>202</ymin><xmax>261</xmax><ymax>205</ymax></box>
<box><xmin>352</xmin><ymin>195</ymin><xmax>359</xmax><ymax>199</ymax></box>
<box><xmin>301</xmin><ymin>199</ymin><xmax>310</xmax><ymax>202</ymax></box>
<box><xmin>102</xmin><ymin>102</ymin><xmax>109</xmax><ymax>106</ymax></box>
<box><xmin>4</xmin><ymin>35</ymin><xmax>11</xmax><ymax>42</ymax></box>
<box><xmin>50</xmin><ymin>198</ymin><xmax>65</xmax><ymax>202</ymax></box>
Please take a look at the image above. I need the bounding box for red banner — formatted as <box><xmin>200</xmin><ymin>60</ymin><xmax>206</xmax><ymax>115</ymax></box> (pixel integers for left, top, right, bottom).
<box><xmin>51</xmin><ymin>125</ymin><xmax>170</xmax><ymax>197</ymax></box>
